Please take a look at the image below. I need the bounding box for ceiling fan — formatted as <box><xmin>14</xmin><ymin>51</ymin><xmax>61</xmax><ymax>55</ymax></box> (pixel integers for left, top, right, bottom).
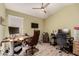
<box><xmin>32</xmin><ymin>3</ymin><xmax>50</xmax><ymax>14</ymax></box>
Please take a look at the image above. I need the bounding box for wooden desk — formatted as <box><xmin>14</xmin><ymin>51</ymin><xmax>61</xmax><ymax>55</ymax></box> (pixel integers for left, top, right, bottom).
<box><xmin>1</xmin><ymin>36</ymin><xmax>30</xmax><ymax>42</ymax></box>
<box><xmin>0</xmin><ymin>35</ymin><xmax>31</xmax><ymax>56</ymax></box>
<box><xmin>73</xmin><ymin>41</ymin><xmax>79</xmax><ymax>55</ymax></box>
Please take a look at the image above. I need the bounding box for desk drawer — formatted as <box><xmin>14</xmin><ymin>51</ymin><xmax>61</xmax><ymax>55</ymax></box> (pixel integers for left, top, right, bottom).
<box><xmin>74</xmin><ymin>45</ymin><xmax>79</xmax><ymax>49</ymax></box>
<box><xmin>74</xmin><ymin>42</ymin><xmax>79</xmax><ymax>45</ymax></box>
<box><xmin>73</xmin><ymin>41</ymin><xmax>79</xmax><ymax>55</ymax></box>
<box><xmin>73</xmin><ymin>49</ymin><xmax>79</xmax><ymax>55</ymax></box>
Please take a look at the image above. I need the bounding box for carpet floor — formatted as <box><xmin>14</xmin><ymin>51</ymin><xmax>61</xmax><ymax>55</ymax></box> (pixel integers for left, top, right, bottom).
<box><xmin>34</xmin><ymin>43</ymin><xmax>75</xmax><ymax>56</ymax></box>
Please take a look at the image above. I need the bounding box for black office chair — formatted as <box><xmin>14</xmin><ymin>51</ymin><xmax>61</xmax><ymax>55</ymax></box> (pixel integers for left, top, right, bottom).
<box><xmin>64</xmin><ymin>37</ymin><xmax>74</xmax><ymax>53</ymax></box>
<box><xmin>50</xmin><ymin>33</ymin><xmax>57</xmax><ymax>46</ymax></box>
<box><xmin>42</xmin><ymin>32</ymin><xmax>49</xmax><ymax>43</ymax></box>
<box><xmin>25</xmin><ymin>30</ymin><xmax>40</xmax><ymax>55</ymax></box>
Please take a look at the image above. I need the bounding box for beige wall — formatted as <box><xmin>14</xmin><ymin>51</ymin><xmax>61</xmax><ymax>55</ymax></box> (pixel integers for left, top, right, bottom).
<box><xmin>44</xmin><ymin>4</ymin><xmax>79</xmax><ymax>36</ymax></box>
<box><xmin>6</xmin><ymin>9</ymin><xmax>44</xmax><ymax>36</ymax></box>
<box><xmin>0</xmin><ymin>3</ymin><xmax>7</xmax><ymax>41</ymax></box>
<box><xmin>1</xmin><ymin>3</ymin><xmax>79</xmax><ymax>38</ymax></box>
<box><xmin>0</xmin><ymin>5</ymin><xmax>44</xmax><ymax>52</ymax></box>
<box><xmin>0</xmin><ymin>3</ymin><xmax>5</xmax><ymax>18</ymax></box>
<box><xmin>0</xmin><ymin>3</ymin><xmax>44</xmax><ymax>40</ymax></box>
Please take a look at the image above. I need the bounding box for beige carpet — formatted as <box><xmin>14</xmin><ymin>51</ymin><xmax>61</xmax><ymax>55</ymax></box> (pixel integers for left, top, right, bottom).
<box><xmin>34</xmin><ymin>43</ymin><xmax>74</xmax><ymax>56</ymax></box>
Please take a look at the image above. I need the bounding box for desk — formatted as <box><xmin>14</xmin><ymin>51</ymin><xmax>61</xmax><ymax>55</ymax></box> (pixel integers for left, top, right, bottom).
<box><xmin>73</xmin><ymin>41</ymin><xmax>79</xmax><ymax>55</ymax></box>
<box><xmin>1</xmin><ymin>36</ymin><xmax>30</xmax><ymax>42</ymax></box>
<box><xmin>1</xmin><ymin>35</ymin><xmax>31</xmax><ymax>56</ymax></box>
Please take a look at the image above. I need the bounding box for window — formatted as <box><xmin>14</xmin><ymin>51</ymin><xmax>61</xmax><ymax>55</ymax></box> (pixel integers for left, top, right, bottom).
<box><xmin>8</xmin><ymin>15</ymin><xmax>24</xmax><ymax>34</ymax></box>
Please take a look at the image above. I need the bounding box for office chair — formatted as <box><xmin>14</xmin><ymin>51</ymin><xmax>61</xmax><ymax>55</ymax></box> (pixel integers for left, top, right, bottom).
<box><xmin>42</xmin><ymin>32</ymin><xmax>49</xmax><ymax>43</ymax></box>
<box><xmin>64</xmin><ymin>37</ymin><xmax>74</xmax><ymax>53</ymax></box>
<box><xmin>56</xmin><ymin>29</ymin><xmax>67</xmax><ymax>51</ymax></box>
<box><xmin>25</xmin><ymin>30</ymin><xmax>40</xmax><ymax>55</ymax></box>
<box><xmin>50</xmin><ymin>33</ymin><xmax>57</xmax><ymax>46</ymax></box>
<box><xmin>56</xmin><ymin>29</ymin><xmax>73</xmax><ymax>53</ymax></box>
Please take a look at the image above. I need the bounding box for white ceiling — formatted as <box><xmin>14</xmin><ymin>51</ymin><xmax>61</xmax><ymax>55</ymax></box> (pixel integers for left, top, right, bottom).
<box><xmin>5</xmin><ymin>3</ymin><xmax>71</xmax><ymax>19</ymax></box>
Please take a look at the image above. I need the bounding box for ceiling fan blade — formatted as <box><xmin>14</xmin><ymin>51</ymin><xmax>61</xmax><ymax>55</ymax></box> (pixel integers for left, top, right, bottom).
<box><xmin>42</xmin><ymin>3</ymin><xmax>43</xmax><ymax>7</ymax></box>
<box><xmin>44</xmin><ymin>3</ymin><xmax>50</xmax><ymax>8</ymax></box>
<box><xmin>32</xmin><ymin>8</ymin><xmax>41</xmax><ymax>9</ymax></box>
<box><xmin>44</xmin><ymin>10</ymin><xmax>46</xmax><ymax>13</ymax></box>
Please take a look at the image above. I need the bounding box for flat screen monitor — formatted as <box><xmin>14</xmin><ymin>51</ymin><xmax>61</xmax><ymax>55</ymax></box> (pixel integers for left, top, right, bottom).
<box><xmin>9</xmin><ymin>27</ymin><xmax>19</xmax><ymax>34</ymax></box>
<box><xmin>31</xmin><ymin>23</ymin><xmax>38</xmax><ymax>28</ymax></box>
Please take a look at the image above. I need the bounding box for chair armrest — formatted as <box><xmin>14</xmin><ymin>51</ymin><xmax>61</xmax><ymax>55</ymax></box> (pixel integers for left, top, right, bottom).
<box><xmin>22</xmin><ymin>36</ymin><xmax>33</xmax><ymax>45</ymax></box>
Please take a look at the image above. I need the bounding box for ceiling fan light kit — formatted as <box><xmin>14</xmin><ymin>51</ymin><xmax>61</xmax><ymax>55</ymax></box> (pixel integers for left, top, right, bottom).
<box><xmin>41</xmin><ymin>8</ymin><xmax>44</xmax><ymax>11</ymax></box>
